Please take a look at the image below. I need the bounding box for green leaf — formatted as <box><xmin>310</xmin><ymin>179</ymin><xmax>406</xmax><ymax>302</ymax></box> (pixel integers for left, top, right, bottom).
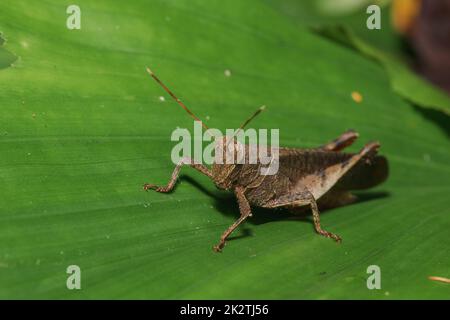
<box><xmin>267</xmin><ymin>0</ymin><xmax>450</xmax><ymax>114</ymax></box>
<box><xmin>316</xmin><ymin>25</ymin><xmax>450</xmax><ymax>115</ymax></box>
<box><xmin>0</xmin><ymin>0</ymin><xmax>449</xmax><ymax>299</ymax></box>
<box><xmin>266</xmin><ymin>0</ymin><xmax>401</xmax><ymax>55</ymax></box>
<box><xmin>0</xmin><ymin>33</ymin><xmax>17</xmax><ymax>69</ymax></box>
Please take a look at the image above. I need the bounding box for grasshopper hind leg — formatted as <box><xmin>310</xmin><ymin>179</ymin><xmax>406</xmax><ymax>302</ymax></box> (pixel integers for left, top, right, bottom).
<box><xmin>308</xmin><ymin>191</ymin><xmax>342</xmax><ymax>242</ymax></box>
<box><xmin>317</xmin><ymin>190</ymin><xmax>357</xmax><ymax>210</ymax></box>
<box><xmin>280</xmin><ymin>142</ymin><xmax>381</xmax><ymax>242</ymax></box>
<box><xmin>289</xmin><ymin>190</ymin><xmax>357</xmax><ymax>212</ymax></box>
<box><xmin>264</xmin><ymin>191</ymin><xmax>342</xmax><ymax>243</ymax></box>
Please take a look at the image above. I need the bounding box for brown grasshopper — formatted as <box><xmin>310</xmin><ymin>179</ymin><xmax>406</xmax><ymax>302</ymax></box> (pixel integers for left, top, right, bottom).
<box><xmin>143</xmin><ymin>68</ymin><xmax>389</xmax><ymax>252</ymax></box>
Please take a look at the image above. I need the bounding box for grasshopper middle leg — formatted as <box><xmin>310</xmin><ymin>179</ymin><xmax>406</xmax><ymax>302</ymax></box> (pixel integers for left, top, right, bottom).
<box><xmin>213</xmin><ymin>186</ymin><xmax>252</xmax><ymax>252</ymax></box>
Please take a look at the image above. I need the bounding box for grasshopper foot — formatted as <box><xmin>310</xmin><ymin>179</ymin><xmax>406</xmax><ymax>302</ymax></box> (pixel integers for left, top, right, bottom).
<box><xmin>318</xmin><ymin>230</ymin><xmax>342</xmax><ymax>243</ymax></box>
<box><xmin>143</xmin><ymin>183</ymin><xmax>169</xmax><ymax>192</ymax></box>
<box><xmin>213</xmin><ymin>242</ymin><xmax>225</xmax><ymax>253</ymax></box>
<box><xmin>143</xmin><ymin>183</ymin><xmax>157</xmax><ymax>191</ymax></box>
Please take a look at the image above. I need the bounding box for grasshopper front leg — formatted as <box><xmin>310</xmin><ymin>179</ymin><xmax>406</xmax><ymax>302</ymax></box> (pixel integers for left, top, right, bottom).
<box><xmin>213</xmin><ymin>186</ymin><xmax>252</xmax><ymax>252</ymax></box>
<box><xmin>144</xmin><ymin>157</ymin><xmax>212</xmax><ymax>193</ymax></box>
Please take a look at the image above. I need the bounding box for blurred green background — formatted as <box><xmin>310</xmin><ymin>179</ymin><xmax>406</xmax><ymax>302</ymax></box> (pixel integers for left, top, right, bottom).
<box><xmin>0</xmin><ymin>0</ymin><xmax>449</xmax><ymax>299</ymax></box>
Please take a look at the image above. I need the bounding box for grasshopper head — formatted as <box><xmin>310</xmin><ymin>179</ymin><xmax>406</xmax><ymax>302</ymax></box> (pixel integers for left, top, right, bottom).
<box><xmin>211</xmin><ymin>136</ymin><xmax>245</xmax><ymax>190</ymax></box>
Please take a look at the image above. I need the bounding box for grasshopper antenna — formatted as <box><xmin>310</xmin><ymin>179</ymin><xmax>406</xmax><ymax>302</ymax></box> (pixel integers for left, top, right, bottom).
<box><xmin>237</xmin><ymin>105</ymin><xmax>266</xmax><ymax>132</ymax></box>
<box><xmin>226</xmin><ymin>105</ymin><xmax>266</xmax><ymax>146</ymax></box>
<box><xmin>146</xmin><ymin>67</ymin><xmax>209</xmax><ymax>130</ymax></box>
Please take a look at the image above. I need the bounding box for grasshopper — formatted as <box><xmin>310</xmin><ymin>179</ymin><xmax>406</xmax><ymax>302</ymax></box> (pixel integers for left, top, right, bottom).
<box><xmin>143</xmin><ymin>68</ymin><xmax>389</xmax><ymax>252</ymax></box>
